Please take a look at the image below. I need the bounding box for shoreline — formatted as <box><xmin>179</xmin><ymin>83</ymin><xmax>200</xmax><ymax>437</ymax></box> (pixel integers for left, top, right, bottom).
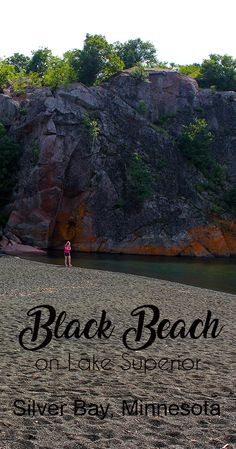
<box><xmin>12</xmin><ymin>253</ymin><xmax>236</xmax><ymax>296</ymax></box>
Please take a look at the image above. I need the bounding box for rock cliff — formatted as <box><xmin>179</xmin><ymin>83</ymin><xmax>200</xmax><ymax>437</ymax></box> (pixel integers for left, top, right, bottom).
<box><xmin>1</xmin><ymin>69</ymin><xmax>236</xmax><ymax>256</ymax></box>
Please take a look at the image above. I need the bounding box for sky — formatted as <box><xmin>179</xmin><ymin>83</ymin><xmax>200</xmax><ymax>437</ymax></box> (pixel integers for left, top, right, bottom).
<box><xmin>1</xmin><ymin>0</ymin><xmax>236</xmax><ymax>65</ymax></box>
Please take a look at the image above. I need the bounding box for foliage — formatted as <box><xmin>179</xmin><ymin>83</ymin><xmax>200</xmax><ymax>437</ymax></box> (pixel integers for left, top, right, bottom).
<box><xmin>27</xmin><ymin>48</ymin><xmax>53</xmax><ymax>76</ymax></box>
<box><xmin>63</xmin><ymin>49</ymin><xmax>80</xmax><ymax>81</ymax></box>
<box><xmin>2</xmin><ymin>43</ymin><xmax>236</xmax><ymax>93</ymax></box>
<box><xmin>114</xmin><ymin>198</ymin><xmax>126</xmax><ymax>209</ymax></box>
<box><xmin>130</xmin><ymin>64</ymin><xmax>149</xmax><ymax>82</ymax></box>
<box><xmin>136</xmin><ymin>100</ymin><xmax>148</xmax><ymax>116</ymax></box>
<box><xmin>114</xmin><ymin>38</ymin><xmax>158</xmax><ymax>68</ymax></box>
<box><xmin>177</xmin><ymin>54</ymin><xmax>236</xmax><ymax>91</ymax></box>
<box><xmin>198</xmin><ymin>54</ymin><xmax>236</xmax><ymax>91</ymax></box>
<box><xmin>169</xmin><ymin>62</ymin><xmax>178</xmax><ymax>70</ymax></box>
<box><xmin>0</xmin><ymin>61</ymin><xmax>16</xmax><ymax>90</ymax></box>
<box><xmin>6</xmin><ymin>53</ymin><xmax>30</xmax><ymax>73</ymax></box>
<box><xmin>210</xmin><ymin>202</ymin><xmax>224</xmax><ymax>215</ymax></box>
<box><xmin>44</xmin><ymin>57</ymin><xmax>76</xmax><ymax>89</ymax></box>
<box><xmin>0</xmin><ymin>123</ymin><xmax>20</xmax><ymax>207</ymax></box>
<box><xmin>11</xmin><ymin>77</ymin><xmax>29</xmax><ymax>94</ymax></box>
<box><xmin>209</xmin><ymin>161</ymin><xmax>226</xmax><ymax>186</ymax></box>
<box><xmin>98</xmin><ymin>51</ymin><xmax>124</xmax><ymax>83</ymax></box>
<box><xmin>178</xmin><ymin>64</ymin><xmax>201</xmax><ymax>79</ymax></box>
<box><xmin>28</xmin><ymin>72</ymin><xmax>43</xmax><ymax>87</ymax></box>
<box><xmin>179</xmin><ymin>118</ymin><xmax>225</xmax><ymax>186</ymax></box>
<box><xmin>156</xmin><ymin>113</ymin><xmax>176</xmax><ymax>125</ymax></box>
<box><xmin>195</xmin><ymin>183</ymin><xmax>208</xmax><ymax>193</ymax></box>
<box><xmin>82</xmin><ymin>113</ymin><xmax>100</xmax><ymax>139</ymax></box>
<box><xmin>129</xmin><ymin>152</ymin><xmax>154</xmax><ymax>202</ymax></box>
<box><xmin>151</xmin><ymin>123</ymin><xmax>172</xmax><ymax>138</ymax></box>
<box><xmin>19</xmin><ymin>107</ymin><xmax>27</xmax><ymax>116</ymax></box>
<box><xmin>11</xmin><ymin>72</ymin><xmax>42</xmax><ymax>94</ymax></box>
<box><xmin>0</xmin><ymin>58</ymin><xmax>42</xmax><ymax>94</ymax></box>
<box><xmin>78</xmin><ymin>34</ymin><xmax>124</xmax><ymax>86</ymax></box>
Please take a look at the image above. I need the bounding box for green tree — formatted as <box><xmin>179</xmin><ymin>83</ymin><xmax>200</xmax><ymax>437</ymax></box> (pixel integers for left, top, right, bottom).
<box><xmin>114</xmin><ymin>38</ymin><xmax>158</xmax><ymax>68</ymax></box>
<box><xmin>0</xmin><ymin>123</ymin><xmax>20</xmax><ymax>207</ymax></box>
<box><xmin>83</xmin><ymin>113</ymin><xmax>100</xmax><ymax>138</ymax></box>
<box><xmin>82</xmin><ymin>113</ymin><xmax>100</xmax><ymax>151</ymax></box>
<box><xmin>63</xmin><ymin>49</ymin><xmax>81</xmax><ymax>81</ymax></box>
<box><xmin>180</xmin><ymin>119</ymin><xmax>213</xmax><ymax>171</ymax></box>
<box><xmin>0</xmin><ymin>61</ymin><xmax>16</xmax><ymax>90</ymax></box>
<box><xmin>129</xmin><ymin>152</ymin><xmax>154</xmax><ymax>202</ymax></box>
<box><xmin>6</xmin><ymin>53</ymin><xmax>30</xmax><ymax>73</ymax></box>
<box><xmin>15</xmin><ymin>72</ymin><xmax>42</xmax><ymax>93</ymax></box>
<box><xmin>44</xmin><ymin>57</ymin><xmax>76</xmax><ymax>89</ymax></box>
<box><xmin>178</xmin><ymin>63</ymin><xmax>201</xmax><ymax>79</ymax></box>
<box><xmin>27</xmin><ymin>48</ymin><xmax>53</xmax><ymax>76</ymax></box>
<box><xmin>137</xmin><ymin>100</ymin><xmax>148</xmax><ymax>115</ymax></box>
<box><xmin>198</xmin><ymin>54</ymin><xmax>236</xmax><ymax>91</ymax></box>
<box><xmin>0</xmin><ymin>59</ymin><xmax>42</xmax><ymax>94</ymax></box>
<box><xmin>130</xmin><ymin>64</ymin><xmax>149</xmax><ymax>82</ymax></box>
<box><xmin>179</xmin><ymin>118</ymin><xmax>225</xmax><ymax>186</ymax></box>
<box><xmin>78</xmin><ymin>34</ymin><xmax>124</xmax><ymax>85</ymax></box>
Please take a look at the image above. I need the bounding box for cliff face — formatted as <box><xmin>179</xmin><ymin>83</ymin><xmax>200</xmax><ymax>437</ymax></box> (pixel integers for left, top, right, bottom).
<box><xmin>1</xmin><ymin>70</ymin><xmax>236</xmax><ymax>256</ymax></box>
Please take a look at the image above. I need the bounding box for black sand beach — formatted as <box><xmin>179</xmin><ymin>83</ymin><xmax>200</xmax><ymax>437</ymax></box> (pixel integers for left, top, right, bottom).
<box><xmin>0</xmin><ymin>256</ymin><xmax>235</xmax><ymax>449</ymax></box>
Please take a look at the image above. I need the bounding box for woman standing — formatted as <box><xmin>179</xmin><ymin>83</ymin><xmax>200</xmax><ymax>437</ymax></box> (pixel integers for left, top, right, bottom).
<box><xmin>64</xmin><ymin>241</ymin><xmax>72</xmax><ymax>267</ymax></box>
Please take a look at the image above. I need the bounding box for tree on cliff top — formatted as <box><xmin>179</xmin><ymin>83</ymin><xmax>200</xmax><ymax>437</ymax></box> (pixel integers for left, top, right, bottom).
<box><xmin>63</xmin><ymin>49</ymin><xmax>81</xmax><ymax>81</ymax></box>
<box><xmin>27</xmin><ymin>48</ymin><xmax>53</xmax><ymax>77</ymax></box>
<box><xmin>0</xmin><ymin>61</ymin><xmax>16</xmax><ymax>91</ymax></box>
<box><xmin>114</xmin><ymin>38</ymin><xmax>158</xmax><ymax>68</ymax></box>
<box><xmin>178</xmin><ymin>63</ymin><xmax>201</xmax><ymax>79</ymax></box>
<box><xmin>5</xmin><ymin>53</ymin><xmax>30</xmax><ymax>73</ymax></box>
<box><xmin>78</xmin><ymin>34</ymin><xmax>124</xmax><ymax>85</ymax></box>
<box><xmin>198</xmin><ymin>54</ymin><xmax>236</xmax><ymax>91</ymax></box>
<box><xmin>44</xmin><ymin>57</ymin><xmax>76</xmax><ymax>89</ymax></box>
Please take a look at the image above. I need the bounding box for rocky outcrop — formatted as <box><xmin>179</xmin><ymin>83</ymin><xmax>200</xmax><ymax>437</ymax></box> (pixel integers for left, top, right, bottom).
<box><xmin>1</xmin><ymin>70</ymin><xmax>236</xmax><ymax>257</ymax></box>
<box><xmin>0</xmin><ymin>235</ymin><xmax>45</xmax><ymax>256</ymax></box>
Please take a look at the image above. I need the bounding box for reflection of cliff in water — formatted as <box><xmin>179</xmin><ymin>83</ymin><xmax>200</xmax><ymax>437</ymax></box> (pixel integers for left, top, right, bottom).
<box><xmin>23</xmin><ymin>251</ymin><xmax>236</xmax><ymax>295</ymax></box>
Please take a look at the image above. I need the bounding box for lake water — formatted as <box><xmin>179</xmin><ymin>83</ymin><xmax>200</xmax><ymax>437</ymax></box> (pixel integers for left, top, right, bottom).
<box><xmin>24</xmin><ymin>250</ymin><xmax>236</xmax><ymax>295</ymax></box>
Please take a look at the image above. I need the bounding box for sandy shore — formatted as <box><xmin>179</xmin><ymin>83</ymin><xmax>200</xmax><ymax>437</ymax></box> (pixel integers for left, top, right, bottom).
<box><xmin>0</xmin><ymin>256</ymin><xmax>235</xmax><ymax>449</ymax></box>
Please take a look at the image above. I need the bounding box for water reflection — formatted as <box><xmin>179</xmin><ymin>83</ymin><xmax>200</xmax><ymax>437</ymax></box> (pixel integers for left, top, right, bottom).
<box><xmin>24</xmin><ymin>251</ymin><xmax>236</xmax><ymax>295</ymax></box>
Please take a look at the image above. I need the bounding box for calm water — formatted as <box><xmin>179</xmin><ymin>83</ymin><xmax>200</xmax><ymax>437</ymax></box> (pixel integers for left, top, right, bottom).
<box><xmin>24</xmin><ymin>250</ymin><xmax>236</xmax><ymax>295</ymax></box>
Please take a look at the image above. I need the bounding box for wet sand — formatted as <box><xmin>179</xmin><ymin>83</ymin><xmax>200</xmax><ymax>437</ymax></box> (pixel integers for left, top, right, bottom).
<box><xmin>0</xmin><ymin>256</ymin><xmax>235</xmax><ymax>449</ymax></box>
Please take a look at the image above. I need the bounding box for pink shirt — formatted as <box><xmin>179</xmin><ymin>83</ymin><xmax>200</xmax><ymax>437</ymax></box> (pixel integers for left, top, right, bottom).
<box><xmin>64</xmin><ymin>243</ymin><xmax>71</xmax><ymax>253</ymax></box>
